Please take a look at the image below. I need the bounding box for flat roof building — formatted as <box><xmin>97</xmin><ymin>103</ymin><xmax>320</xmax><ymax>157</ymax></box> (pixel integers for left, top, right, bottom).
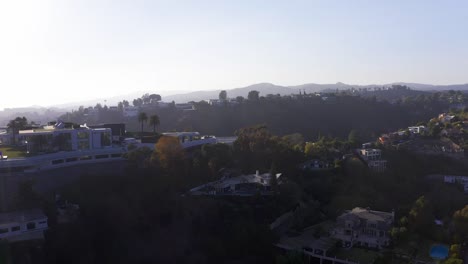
<box><xmin>0</xmin><ymin>209</ymin><xmax>48</xmax><ymax>242</ymax></box>
<box><xmin>17</xmin><ymin>124</ymin><xmax>112</xmax><ymax>153</ymax></box>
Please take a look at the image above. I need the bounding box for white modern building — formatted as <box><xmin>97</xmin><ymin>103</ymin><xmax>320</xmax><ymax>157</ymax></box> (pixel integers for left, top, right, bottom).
<box><xmin>0</xmin><ymin>209</ymin><xmax>48</xmax><ymax>241</ymax></box>
<box><xmin>367</xmin><ymin>160</ymin><xmax>387</xmax><ymax>173</ymax></box>
<box><xmin>358</xmin><ymin>148</ymin><xmax>387</xmax><ymax>172</ymax></box>
<box><xmin>408</xmin><ymin>126</ymin><xmax>426</xmax><ymax>134</ymax></box>
<box><xmin>359</xmin><ymin>149</ymin><xmax>382</xmax><ymax>160</ymax></box>
<box><xmin>17</xmin><ymin>124</ymin><xmax>112</xmax><ymax>153</ymax></box>
<box><xmin>1</xmin><ymin>123</ymin><xmax>112</xmax><ymax>153</ymax></box>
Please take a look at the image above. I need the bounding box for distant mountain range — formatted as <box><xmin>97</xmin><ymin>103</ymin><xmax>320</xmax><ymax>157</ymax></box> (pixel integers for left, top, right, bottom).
<box><xmin>14</xmin><ymin>82</ymin><xmax>468</xmax><ymax>110</ymax></box>
<box><xmin>48</xmin><ymin>89</ymin><xmax>190</xmax><ymax>110</ymax></box>
<box><xmin>161</xmin><ymin>82</ymin><xmax>468</xmax><ymax>103</ymax></box>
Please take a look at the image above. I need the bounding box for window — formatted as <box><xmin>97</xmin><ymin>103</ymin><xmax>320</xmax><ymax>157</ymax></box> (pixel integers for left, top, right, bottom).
<box><xmin>101</xmin><ymin>132</ymin><xmax>111</xmax><ymax>146</ymax></box>
<box><xmin>39</xmin><ymin>221</ymin><xmax>47</xmax><ymax>224</ymax></box>
<box><xmin>77</xmin><ymin>131</ymin><xmax>89</xmax><ymax>139</ymax></box>
<box><xmin>66</xmin><ymin>157</ymin><xmax>78</xmax><ymax>162</ymax></box>
<box><xmin>0</xmin><ymin>228</ymin><xmax>8</xmax><ymax>234</ymax></box>
<box><xmin>95</xmin><ymin>154</ymin><xmax>109</xmax><ymax>159</ymax></box>
<box><xmin>27</xmin><ymin>222</ymin><xmax>36</xmax><ymax>230</ymax></box>
<box><xmin>78</xmin><ymin>141</ymin><xmax>90</xmax><ymax>150</ymax></box>
<box><xmin>80</xmin><ymin>156</ymin><xmax>92</xmax><ymax>161</ymax></box>
<box><xmin>111</xmin><ymin>153</ymin><xmax>122</xmax><ymax>158</ymax></box>
<box><xmin>11</xmin><ymin>226</ymin><xmax>20</xmax><ymax>232</ymax></box>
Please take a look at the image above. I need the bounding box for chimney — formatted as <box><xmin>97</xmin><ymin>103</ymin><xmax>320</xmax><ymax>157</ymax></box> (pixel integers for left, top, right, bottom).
<box><xmin>256</xmin><ymin>170</ymin><xmax>259</xmax><ymax>176</ymax></box>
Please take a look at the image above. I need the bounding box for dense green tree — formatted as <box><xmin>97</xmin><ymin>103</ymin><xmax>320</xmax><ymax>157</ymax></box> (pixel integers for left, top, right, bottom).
<box><xmin>453</xmin><ymin>205</ymin><xmax>468</xmax><ymax>238</ymax></box>
<box><xmin>16</xmin><ymin>179</ymin><xmax>40</xmax><ymax>209</ymax></box>
<box><xmin>347</xmin><ymin>129</ymin><xmax>361</xmax><ymax>146</ymax></box>
<box><xmin>233</xmin><ymin>125</ymin><xmax>304</xmax><ymax>173</ymax></box>
<box><xmin>248</xmin><ymin>90</ymin><xmax>260</xmax><ymax>101</ymax></box>
<box><xmin>7</xmin><ymin>116</ymin><xmax>28</xmax><ymax>144</ymax></box>
<box><xmin>444</xmin><ymin>258</ymin><xmax>463</xmax><ymax>264</ymax></box>
<box><xmin>219</xmin><ymin>90</ymin><xmax>227</xmax><ymax>101</ymax></box>
<box><xmin>133</xmin><ymin>98</ymin><xmax>143</xmax><ymax>107</ymax></box>
<box><xmin>153</xmin><ymin>136</ymin><xmax>185</xmax><ymax>174</ymax></box>
<box><xmin>408</xmin><ymin>196</ymin><xmax>435</xmax><ymax>237</ymax></box>
<box><xmin>151</xmin><ymin>94</ymin><xmax>161</xmax><ymax>101</ymax></box>
<box><xmin>124</xmin><ymin>146</ymin><xmax>153</xmax><ymax>169</ymax></box>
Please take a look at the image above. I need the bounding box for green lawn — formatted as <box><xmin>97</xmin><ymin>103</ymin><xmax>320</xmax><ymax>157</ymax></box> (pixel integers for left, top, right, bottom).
<box><xmin>331</xmin><ymin>247</ymin><xmax>381</xmax><ymax>263</ymax></box>
<box><xmin>0</xmin><ymin>145</ymin><xmax>29</xmax><ymax>158</ymax></box>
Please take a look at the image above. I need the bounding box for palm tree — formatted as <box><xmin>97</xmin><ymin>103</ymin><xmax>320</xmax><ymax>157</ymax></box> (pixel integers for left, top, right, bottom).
<box><xmin>138</xmin><ymin>112</ymin><xmax>148</xmax><ymax>135</ymax></box>
<box><xmin>149</xmin><ymin>114</ymin><xmax>160</xmax><ymax>133</ymax></box>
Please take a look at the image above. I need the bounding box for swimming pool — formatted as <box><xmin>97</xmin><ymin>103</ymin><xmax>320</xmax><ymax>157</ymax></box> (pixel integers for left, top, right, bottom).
<box><xmin>430</xmin><ymin>244</ymin><xmax>449</xmax><ymax>260</ymax></box>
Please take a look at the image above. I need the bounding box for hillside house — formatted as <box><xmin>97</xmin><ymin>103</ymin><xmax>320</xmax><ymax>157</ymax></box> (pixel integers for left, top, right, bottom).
<box><xmin>438</xmin><ymin>113</ymin><xmax>455</xmax><ymax>123</ymax></box>
<box><xmin>332</xmin><ymin>207</ymin><xmax>394</xmax><ymax>249</ymax></box>
<box><xmin>444</xmin><ymin>175</ymin><xmax>468</xmax><ymax>193</ymax></box>
<box><xmin>189</xmin><ymin>170</ymin><xmax>282</xmax><ymax>196</ymax></box>
<box><xmin>408</xmin><ymin>126</ymin><xmax>426</xmax><ymax>134</ymax></box>
<box><xmin>359</xmin><ymin>149</ymin><xmax>382</xmax><ymax>160</ymax></box>
<box><xmin>301</xmin><ymin>159</ymin><xmax>333</xmax><ymax>170</ymax></box>
<box><xmin>358</xmin><ymin>148</ymin><xmax>387</xmax><ymax>172</ymax></box>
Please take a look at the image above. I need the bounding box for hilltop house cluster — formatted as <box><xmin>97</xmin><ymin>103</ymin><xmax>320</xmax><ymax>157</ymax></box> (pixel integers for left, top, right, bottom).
<box><xmin>378</xmin><ymin>125</ymin><xmax>426</xmax><ymax>146</ymax></box>
<box><xmin>122</xmin><ymin>102</ymin><xmax>194</xmax><ymax>118</ymax></box>
<box><xmin>379</xmin><ymin>112</ymin><xmax>467</xmax><ymax>156</ymax></box>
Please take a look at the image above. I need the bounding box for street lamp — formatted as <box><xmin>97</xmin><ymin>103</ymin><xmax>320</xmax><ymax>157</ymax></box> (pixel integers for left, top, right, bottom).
<box><xmin>25</xmin><ymin>140</ymin><xmax>30</xmax><ymax>154</ymax></box>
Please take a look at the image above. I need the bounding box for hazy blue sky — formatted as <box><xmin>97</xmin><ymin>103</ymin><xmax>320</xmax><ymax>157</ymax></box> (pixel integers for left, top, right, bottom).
<box><xmin>0</xmin><ymin>0</ymin><xmax>467</xmax><ymax>108</ymax></box>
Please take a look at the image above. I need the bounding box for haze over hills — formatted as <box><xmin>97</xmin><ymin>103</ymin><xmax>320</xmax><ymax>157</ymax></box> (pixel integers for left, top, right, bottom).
<box><xmin>3</xmin><ymin>82</ymin><xmax>468</xmax><ymax>112</ymax></box>
<box><xmin>43</xmin><ymin>89</ymin><xmax>190</xmax><ymax>110</ymax></box>
<box><xmin>161</xmin><ymin>82</ymin><xmax>468</xmax><ymax>103</ymax></box>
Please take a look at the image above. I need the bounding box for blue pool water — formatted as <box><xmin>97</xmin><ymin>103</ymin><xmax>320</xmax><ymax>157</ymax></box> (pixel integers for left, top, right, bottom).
<box><xmin>430</xmin><ymin>244</ymin><xmax>449</xmax><ymax>260</ymax></box>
